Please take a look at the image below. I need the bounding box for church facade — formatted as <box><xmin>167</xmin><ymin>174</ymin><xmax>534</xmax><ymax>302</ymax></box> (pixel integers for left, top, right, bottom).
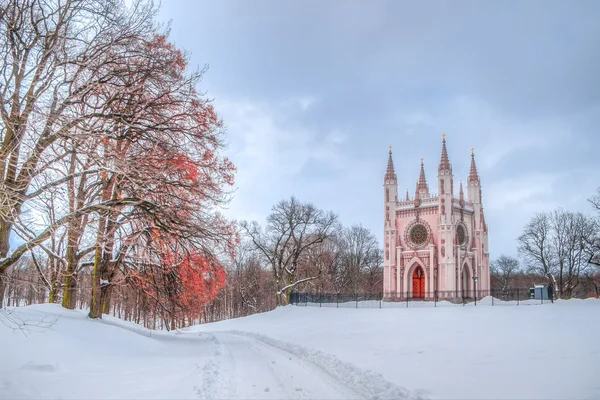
<box><xmin>383</xmin><ymin>136</ymin><xmax>490</xmax><ymax>299</ymax></box>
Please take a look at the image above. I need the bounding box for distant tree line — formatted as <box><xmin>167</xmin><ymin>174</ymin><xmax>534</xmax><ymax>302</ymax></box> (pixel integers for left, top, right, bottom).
<box><xmin>211</xmin><ymin>197</ymin><xmax>383</xmax><ymax>319</ymax></box>
<box><xmin>3</xmin><ymin>196</ymin><xmax>383</xmax><ymax>324</ymax></box>
<box><xmin>492</xmin><ymin>188</ymin><xmax>600</xmax><ymax>299</ymax></box>
<box><xmin>5</xmin><ymin>188</ymin><xmax>599</xmax><ymax>327</ymax></box>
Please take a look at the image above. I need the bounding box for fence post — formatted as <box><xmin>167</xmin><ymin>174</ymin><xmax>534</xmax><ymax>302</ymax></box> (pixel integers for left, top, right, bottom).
<box><xmin>320</xmin><ymin>292</ymin><xmax>322</xmax><ymax>308</ymax></box>
<box><xmin>379</xmin><ymin>292</ymin><xmax>382</xmax><ymax>309</ymax></box>
<box><xmin>406</xmin><ymin>290</ymin><xmax>408</xmax><ymax>308</ymax></box>
<box><xmin>356</xmin><ymin>292</ymin><xmax>358</xmax><ymax>309</ymax></box>
<box><xmin>336</xmin><ymin>293</ymin><xmax>339</xmax><ymax>308</ymax></box>
<box><xmin>434</xmin><ymin>290</ymin><xmax>437</xmax><ymax>307</ymax></box>
<box><xmin>517</xmin><ymin>289</ymin><xmax>519</xmax><ymax>306</ymax></box>
<box><xmin>492</xmin><ymin>292</ymin><xmax>494</xmax><ymax>306</ymax></box>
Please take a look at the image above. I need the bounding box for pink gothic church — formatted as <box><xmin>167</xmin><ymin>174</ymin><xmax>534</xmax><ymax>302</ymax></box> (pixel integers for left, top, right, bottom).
<box><xmin>383</xmin><ymin>135</ymin><xmax>490</xmax><ymax>300</ymax></box>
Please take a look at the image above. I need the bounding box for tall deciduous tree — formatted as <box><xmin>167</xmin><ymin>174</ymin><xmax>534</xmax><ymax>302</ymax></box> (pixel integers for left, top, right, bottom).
<box><xmin>0</xmin><ymin>0</ymin><xmax>158</xmax><ymax>299</ymax></box>
<box><xmin>0</xmin><ymin>0</ymin><xmax>237</xmax><ymax>317</ymax></box>
<box><xmin>241</xmin><ymin>197</ymin><xmax>339</xmax><ymax>305</ymax></box>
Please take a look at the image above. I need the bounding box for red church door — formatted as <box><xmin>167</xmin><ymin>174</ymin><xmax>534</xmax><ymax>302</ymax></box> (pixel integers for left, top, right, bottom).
<box><xmin>413</xmin><ymin>267</ymin><xmax>425</xmax><ymax>298</ymax></box>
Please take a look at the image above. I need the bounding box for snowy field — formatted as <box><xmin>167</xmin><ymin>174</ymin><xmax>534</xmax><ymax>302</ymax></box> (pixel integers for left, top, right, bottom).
<box><xmin>1</xmin><ymin>300</ymin><xmax>599</xmax><ymax>400</ymax></box>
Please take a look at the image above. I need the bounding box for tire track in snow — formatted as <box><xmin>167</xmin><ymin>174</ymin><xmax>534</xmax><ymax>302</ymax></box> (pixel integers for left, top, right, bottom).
<box><xmin>194</xmin><ymin>333</ymin><xmax>221</xmax><ymax>400</ymax></box>
<box><xmin>210</xmin><ymin>332</ymin><xmax>361</xmax><ymax>399</ymax></box>
<box><xmin>221</xmin><ymin>330</ymin><xmax>427</xmax><ymax>400</ymax></box>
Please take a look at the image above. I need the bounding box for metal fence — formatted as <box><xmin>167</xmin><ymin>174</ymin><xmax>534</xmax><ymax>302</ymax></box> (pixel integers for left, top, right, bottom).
<box><xmin>289</xmin><ymin>288</ymin><xmax>556</xmax><ymax>308</ymax></box>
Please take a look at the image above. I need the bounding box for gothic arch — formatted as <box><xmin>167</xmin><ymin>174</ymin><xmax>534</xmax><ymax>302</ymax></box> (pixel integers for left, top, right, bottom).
<box><xmin>406</xmin><ymin>257</ymin><xmax>426</xmax><ymax>274</ymax></box>
<box><xmin>407</xmin><ymin>257</ymin><xmax>427</xmax><ymax>299</ymax></box>
<box><xmin>461</xmin><ymin>258</ymin><xmax>474</xmax><ymax>298</ymax></box>
<box><xmin>462</xmin><ymin>256</ymin><xmax>473</xmax><ymax>272</ymax></box>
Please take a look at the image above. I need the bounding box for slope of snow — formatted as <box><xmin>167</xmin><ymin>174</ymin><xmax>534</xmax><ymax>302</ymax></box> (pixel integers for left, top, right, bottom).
<box><xmin>2</xmin><ymin>300</ymin><xmax>598</xmax><ymax>399</ymax></box>
<box><xmin>187</xmin><ymin>299</ymin><xmax>600</xmax><ymax>400</ymax></box>
<box><xmin>0</xmin><ymin>304</ymin><xmax>420</xmax><ymax>400</ymax></box>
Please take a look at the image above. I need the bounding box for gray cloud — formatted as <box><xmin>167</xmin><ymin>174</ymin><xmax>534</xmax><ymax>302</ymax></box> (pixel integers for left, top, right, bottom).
<box><xmin>159</xmin><ymin>0</ymin><xmax>600</xmax><ymax>259</ymax></box>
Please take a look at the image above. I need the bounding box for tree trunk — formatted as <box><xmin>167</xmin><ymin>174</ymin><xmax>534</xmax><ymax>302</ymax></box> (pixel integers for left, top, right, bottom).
<box><xmin>61</xmin><ymin>268</ymin><xmax>78</xmax><ymax>310</ymax></box>
<box><xmin>49</xmin><ymin>272</ymin><xmax>59</xmax><ymax>303</ymax></box>
<box><xmin>0</xmin><ymin>274</ymin><xmax>6</xmax><ymax>308</ymax></box>
<box><xmin>89</xmin><ymin>212</ymin><xmax>107</xmax><ymax>319</ymax></box>
<box><xmin>101</xmin><ymin>283</ymin><xmax>113</xmax><ymax>315</ymax></box>
<box><xmin>0</xmin><ymin>217</ymin><xmax>12</xmax><ymax>261</ymax></box>
<box><xmin>61</xmin><ymin>231</ymin><xmax>80</xmax><ymax>309</ymax></box>
<box><xmin>0</xmin><ymin>218</ymin><xmax>13</xmax><ymax>300</ymax></box>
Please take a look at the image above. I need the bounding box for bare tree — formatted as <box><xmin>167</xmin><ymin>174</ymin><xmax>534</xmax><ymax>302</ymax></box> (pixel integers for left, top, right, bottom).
<box><xmin>518</xmin><ymin>209</ymin><xmax>596</xmax><ymax>299</ymax></box>
<box><xmin>587</xmin><ymin>188</ymin><xmax>600</xmax><ymax>268</ymax></box>
<box><xmin>230</xmin><ymin>241</ymin><xmax>263</xmax><ymax>315</ymax></box>
<box><xmin>0</xmin><ymin>0</ymin><xmax>158</xmax><ymax>297</ymax></box>
<box><xmin>241</xmin><ymin>197</ymin><xmax>339</xmax><ymax>305</ymax></box>
<box><xmin>362</xmin><ymin>249</ymin><xmax>383</xmax><ymax>294</ymax></box>
<box><xmin>338</xmin><ymin>225</ymin><xmax>381</xmax><ymax>294</ymax></box>
<box><xmin>552</xmin><ymin>209</ymin><xmax>596</xmax><ymax>298</ymax></box>
<box><xmin>298</xmin><ymin>235</ymin><xmax>344</xmax><ymax>293</ymax></box>
<box><xmin>490</xmin><ymin>255</ymin><xmax>520</xmax><ymax>293</ymax></box>
<box><xmin>518</xmin><ymin>212</ymin><xmax>557</xmax><ymax>293</ymax></box>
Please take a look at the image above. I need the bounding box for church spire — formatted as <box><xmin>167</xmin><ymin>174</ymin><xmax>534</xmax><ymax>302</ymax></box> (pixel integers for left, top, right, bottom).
<box><xmin>418</xmin><ymin>158</ymin><xmax>427</xmax><ymax>188</ymax></box>
<box><xmin>438</xmin><ymin>134</ymin><xmax>451</xmax><ymax>173</ymax></box>
<box><xmin>384</xmin><ymin>146</ymin><xmax>397</xmax><ymax>183</ymax></box>
<box><xmin>405</xmin><ymin>189</ymin><xmax>410</xmax><ymax>201</ymax></box>
<box><xmin>469</xmin><ymin>148</ymin><xmax>480</xmax><ymax>184</ymax></box>
<box><xmin>459</xmin><ymin>180</ymin><xmax>464</xmax><ymax>201</ymax></box>
<box><xmin>416</xmin><ymin>158</ymin><xmax>429</xmax><ymax>198</ymax></box>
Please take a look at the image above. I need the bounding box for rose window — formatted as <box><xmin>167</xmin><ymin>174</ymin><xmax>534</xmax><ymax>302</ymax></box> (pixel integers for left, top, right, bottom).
<box><xmin>409</xmin><ymin>224</ymin><xmax>428</xmax><ymax>246</ymax></box>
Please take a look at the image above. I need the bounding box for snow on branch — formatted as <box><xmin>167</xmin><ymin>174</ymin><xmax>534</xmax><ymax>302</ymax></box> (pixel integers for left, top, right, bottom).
<box><xmin>278</xmin><ymin>275</ymin><xmax>319</xmax><ymax>294</ymax></box>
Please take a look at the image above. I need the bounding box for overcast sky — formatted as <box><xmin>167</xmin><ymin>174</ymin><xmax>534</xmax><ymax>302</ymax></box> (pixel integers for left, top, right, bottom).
<box><xmin>158</xmin><ymin>0</ymin><xmax>600</xmax><ymax>259</ymax></box>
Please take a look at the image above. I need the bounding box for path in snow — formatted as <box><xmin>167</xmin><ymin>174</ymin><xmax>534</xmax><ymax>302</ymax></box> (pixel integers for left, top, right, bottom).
<box><xmin>1</xmin><ymin>305</ymin><xmax>420</xmax><ymax>400</ymax></box>
<box><xmin>195</xmin><ymin>332</ymin><xmax>361</xmax><ymax>399</ymax></box>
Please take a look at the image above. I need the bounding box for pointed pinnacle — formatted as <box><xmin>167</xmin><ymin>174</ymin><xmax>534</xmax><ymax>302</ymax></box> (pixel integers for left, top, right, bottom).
<box><xmin>418</xmin><ymin>158</ymin><xmax>427</xmax><ymax>189</ymax></box>
<box><xmin>439</xmin><ymin>134</ymin><xmax>451</xmax><ymax>172</ymax></box>
<box><xmin>469</xmin><ymin>149</ymin><xmax>480</xmax><ymax>184</ymax></box>
<box><xmin>385</xmin><ymin>147</ymin><xmax>397</xmax><ymax>182</ymax></box>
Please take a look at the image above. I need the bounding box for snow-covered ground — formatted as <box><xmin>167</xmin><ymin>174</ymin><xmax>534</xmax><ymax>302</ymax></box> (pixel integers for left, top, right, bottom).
<box><xmin>1</xmin><ymin>300</ymin><xmax>599</xmax><ymax>399</ymax></box>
